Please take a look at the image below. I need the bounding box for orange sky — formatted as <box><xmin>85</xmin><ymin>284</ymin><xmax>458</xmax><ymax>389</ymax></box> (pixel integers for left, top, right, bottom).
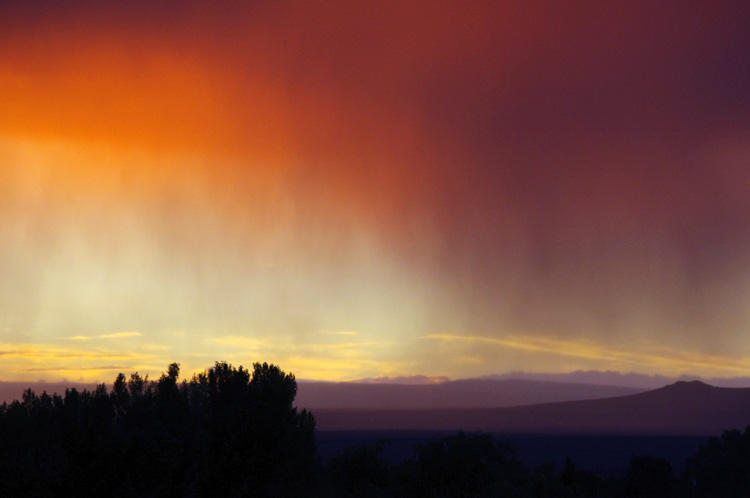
<box><xmin>2</xmin><ymin>1</ymin><xmax>750</xmax><ymax>383</ymax></box>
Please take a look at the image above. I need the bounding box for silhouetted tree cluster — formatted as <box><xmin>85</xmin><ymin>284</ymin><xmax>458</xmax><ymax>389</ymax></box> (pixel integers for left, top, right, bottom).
<box><xmin>0</xmin><ymin>362</ymin><xmax>316</xmax><ymax>498</ymax></box>
<box><xmin>322</xmin><ymin>432</ymin><xmax>739</xmax><ymax>498</ymax></box>
<box><xmin>320</xmin><ymin>426</ymin><xmax>750</xmax><ymax>498</ymax></box>
<box><xmin>319</xmin><ymin>426</ymin><xmax>750</xmax><ymax>498</ymax></box>
<box><xmin>321</xmin><ymin>432</ymin><xmax>612</xmax><ymax>498</ymax></box>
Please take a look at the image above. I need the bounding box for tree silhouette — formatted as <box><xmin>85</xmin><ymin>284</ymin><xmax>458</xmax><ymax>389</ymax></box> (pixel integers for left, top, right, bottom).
<box><xmin>0</xmin><ymin>361</ymin><xmax>318</xmax><ymax>498</ymax></box>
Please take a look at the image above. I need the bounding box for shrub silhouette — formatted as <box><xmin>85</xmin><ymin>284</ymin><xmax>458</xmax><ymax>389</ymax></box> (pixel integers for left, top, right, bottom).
<box><xmin>626</xmin><ymin>455</ymin><xmax>674</xmax><ymax>498</ymax></box>
<box><xmin>407</xmin><ymin>431</ymin><xmax>527</xmax><ymax>497</ymax></box>
<box><xmin>327</xmin><ymin>441</ymin><xmax>392</xmax><ymax>497</ymax></box>
<box><xmin>0</xmin><ymin>361</ymin><xmax>317</xmax><ymax>498</ymax></box>
<box><xmin>324</xmin><ymin>432</ymin><xmax>530</xmax><ymax>498</ymax></box>
<box><xmin>686</xmin><ymin>426</ymin><xmax>750</xmax><ymax>498</ymax></box>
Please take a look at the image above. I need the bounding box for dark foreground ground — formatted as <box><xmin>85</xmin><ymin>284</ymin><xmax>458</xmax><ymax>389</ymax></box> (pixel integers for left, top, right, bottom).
<box><xmin>318</xmin><ymin>431</ymin><xmax>708</xmax><ymax>477</ymax></box>
<box><xmin>3</xmin><ymin>365</ymin><xmax>746</xmax><ymax>496</ymax></box>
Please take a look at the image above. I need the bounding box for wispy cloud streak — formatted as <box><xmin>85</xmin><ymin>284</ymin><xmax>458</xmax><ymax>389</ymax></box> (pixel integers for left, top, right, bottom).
<box><xmin>425</xmin><ymin>334</ymin><xmax>750</xmax><ymax>375</ymax></box>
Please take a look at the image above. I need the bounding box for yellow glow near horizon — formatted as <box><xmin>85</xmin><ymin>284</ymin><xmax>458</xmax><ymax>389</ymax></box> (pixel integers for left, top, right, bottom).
<box><xmin>425</xmin><ymin>334</ymin><xmax>750</xmax><ymax>377</ymax></box>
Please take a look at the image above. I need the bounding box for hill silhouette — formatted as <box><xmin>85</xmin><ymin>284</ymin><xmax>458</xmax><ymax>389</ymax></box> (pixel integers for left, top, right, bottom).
<box><xmin>313</xmin><ymin>380</ymin><xmax>750</xmax><ymax>435</ymax></box>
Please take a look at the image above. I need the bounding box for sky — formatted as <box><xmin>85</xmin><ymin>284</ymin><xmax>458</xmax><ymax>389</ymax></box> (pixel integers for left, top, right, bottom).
<box><xmin>2</xmin><ymin>1</ymin><xmax>750</xmax><ymax>384</ymax></box>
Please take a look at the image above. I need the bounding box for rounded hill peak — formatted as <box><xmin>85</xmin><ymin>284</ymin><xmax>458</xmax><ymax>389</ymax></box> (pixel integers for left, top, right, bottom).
<box><xmin>667</xmin><ymin>380</ymin><xmax>713</xmax><ymax>390</ymax></box>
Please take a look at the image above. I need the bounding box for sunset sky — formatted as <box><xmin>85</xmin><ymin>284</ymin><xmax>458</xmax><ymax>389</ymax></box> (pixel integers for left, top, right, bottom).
<box><xmin>2</xmin><ymin>1</ymin><xmax>750</xmax><ymax>383</ymax></box>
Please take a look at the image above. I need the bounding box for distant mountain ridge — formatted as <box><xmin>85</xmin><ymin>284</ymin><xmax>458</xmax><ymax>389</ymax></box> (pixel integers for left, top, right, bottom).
<box><xmin>483</xmin><ymin>371</ymin><xmax>750</xmax><ymax>389</ymax></box>
<box><xmin>295</xmin><ymin>378</ymin><xmax>644</xmax><ymax>410</ymax></box>
<box><xmin>313</xmin><ymin>380</ymin><xmax>750</xmax><ymax>435</ymax></box>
